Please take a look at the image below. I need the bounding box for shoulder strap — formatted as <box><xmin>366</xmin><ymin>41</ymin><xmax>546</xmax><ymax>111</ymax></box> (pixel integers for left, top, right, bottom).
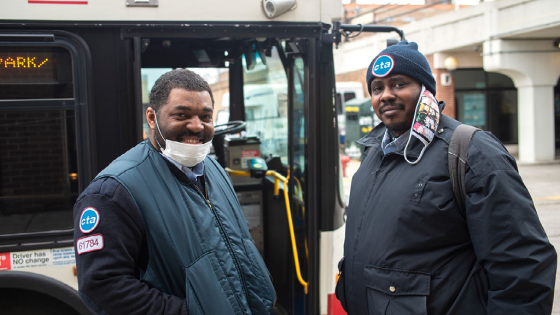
<box><xmin>448</xmin><ymin>124</ymin><xmax>480</xmax><ymax>217</ymax></box>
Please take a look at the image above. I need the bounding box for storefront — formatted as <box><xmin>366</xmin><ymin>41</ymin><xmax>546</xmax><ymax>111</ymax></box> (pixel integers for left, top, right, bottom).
<box><xmin>455</xmin><ymin>69</ymin><xmax>518</xmax><ymax>144</ymax></box>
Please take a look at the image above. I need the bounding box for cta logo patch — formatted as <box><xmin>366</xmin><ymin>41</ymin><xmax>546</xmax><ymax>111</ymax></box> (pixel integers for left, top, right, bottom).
<box><xmin>79</xmin><ymin>207</ymin><xmax>100</xmax><ymax>234</ymax></box>
<box><xmin>371</xmin><ymin>54</ymin><xmax>394</xmax><ymax>78</ymax></box>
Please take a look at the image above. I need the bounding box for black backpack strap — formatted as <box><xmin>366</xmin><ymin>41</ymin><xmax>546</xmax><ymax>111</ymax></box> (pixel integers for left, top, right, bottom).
<box><xmin>448</xmin><ymin>124</ymin><xmax>480</xmax><ymax>218</ymax></box>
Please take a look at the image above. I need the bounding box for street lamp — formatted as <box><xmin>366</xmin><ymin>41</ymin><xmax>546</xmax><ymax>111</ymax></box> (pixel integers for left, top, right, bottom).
<box><xmin>444</xmin><ymin>56</ymin><xmax>458</xmax><ymax>72</ymax></box>
<box><xmin>441</xmin><ymin>56</ymin><xmax>458</xmax><ymax>87</ymax></box>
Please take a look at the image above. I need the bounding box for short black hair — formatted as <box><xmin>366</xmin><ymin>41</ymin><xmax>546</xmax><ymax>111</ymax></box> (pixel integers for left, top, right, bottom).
<box><xmin>149</xmin><ymin>69</ymin><xmax>215</xmax><ymax>112</ymax></box>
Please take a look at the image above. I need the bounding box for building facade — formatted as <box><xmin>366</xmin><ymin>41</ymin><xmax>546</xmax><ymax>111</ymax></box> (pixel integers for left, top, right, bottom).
<box><xmin>335</xmin><ymin>0</ymin><xmax>560</xmax><ymax>163</ymax></box>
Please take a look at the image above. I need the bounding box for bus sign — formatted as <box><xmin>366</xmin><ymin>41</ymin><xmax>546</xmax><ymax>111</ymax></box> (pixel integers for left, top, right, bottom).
<box><xmin>0</xmin><ymin>249</ymin><xmax>75</xmax><ymax>270</ymax></box>
<box><xmin>0</xmin><ymin>52</ymin><xmax>56</xmax><ymax>84</ymax></box>
<box><xmin>0</xmin><ymin>253</ymin><xmax>10</xmax><ymax>271</ymax></box>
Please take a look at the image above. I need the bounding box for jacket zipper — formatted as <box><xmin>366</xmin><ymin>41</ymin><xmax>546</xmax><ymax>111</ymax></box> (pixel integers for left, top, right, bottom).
<box><xmin>192</xmin><ymin>180</ymin><xmax>250</xmax><ymax>307</ymax></box>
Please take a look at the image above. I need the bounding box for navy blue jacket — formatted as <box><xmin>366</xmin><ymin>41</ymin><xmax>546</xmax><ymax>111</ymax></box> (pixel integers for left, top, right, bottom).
<box><xmin>74</xmin><ymin>141</ymin><xmax>275</xmax><ymax>315</ymax></box>
<box><xmin>337</xmin><ymin>115</ymin><xmax>556</xmax><ymax>315</ymax></box>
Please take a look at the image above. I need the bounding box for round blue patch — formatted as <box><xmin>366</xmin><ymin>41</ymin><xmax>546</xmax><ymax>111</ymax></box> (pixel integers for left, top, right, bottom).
<box><xmin>371</xmin><ymin>54</ymin><xmax>394</xmax><ymax>78</ymax></box>
<box><xmin>80</xmin><ymin>207</ymin><xmax>100</xmax><ymax>234</ymax></box>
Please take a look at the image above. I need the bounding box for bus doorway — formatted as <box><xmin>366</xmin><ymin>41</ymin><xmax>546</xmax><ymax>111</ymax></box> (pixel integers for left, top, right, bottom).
<box><xmin>134</xmin><ymin>33</ymin><xmax>325</xmax><ymax>314</ymax></box>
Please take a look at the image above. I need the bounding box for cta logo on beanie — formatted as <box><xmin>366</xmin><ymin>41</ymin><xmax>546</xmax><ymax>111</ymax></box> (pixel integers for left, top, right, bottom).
<box><xmin>372</xmin><ymin>54</ymin><xmax>394</xmax><ymax>77</ymax></box>
<box><xmin>366</xmin><ymin>41</ymin><xmax>436</xmax><ymax>96</ymax></box>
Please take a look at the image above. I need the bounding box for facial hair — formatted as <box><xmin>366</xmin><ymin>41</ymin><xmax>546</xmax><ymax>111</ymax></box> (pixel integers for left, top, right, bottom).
<box><xmin>386</xmin><ymin>122</ymin><xmax>410</xmax><ymax>136</ymax></box>
<box><xmin>379</xmin><ymin>102</ymin><xmax>409</xmax><ymax>136</ymax></box>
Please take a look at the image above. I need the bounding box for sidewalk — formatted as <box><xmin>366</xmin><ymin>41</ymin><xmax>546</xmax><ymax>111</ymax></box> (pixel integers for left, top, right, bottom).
<box><xmin>342</xmin><ymin>159</ymin><xmax>360</xmax><ymax>203</ymax></box>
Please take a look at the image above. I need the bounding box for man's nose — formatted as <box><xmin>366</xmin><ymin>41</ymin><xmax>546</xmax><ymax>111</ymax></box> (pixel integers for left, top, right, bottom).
<box><xmin>380</xmin><ymin>87</ymin><xmax>396</xmax><ymax>102</ymax></box>
<box><xmin>187</xmin><ymin>117</ymin><xmax>204</xmax><ymax>133</ymax></box>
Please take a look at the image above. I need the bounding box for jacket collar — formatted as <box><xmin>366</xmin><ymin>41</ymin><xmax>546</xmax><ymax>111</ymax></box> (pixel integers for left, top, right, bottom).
<box><xmin>357</xmin><ymin>112</ymin><xmax>456</xmax><ymax>159</ymax></box>
<box><xmin>357</xmin><ymin>123</ymin><xmax>425</xmax><ymax>158</ymax></box>
<box><xmin>145</xmin><ymin>140</ymin><xmax>198</xmax><ymax>187</ymax></box>
<box><xmin>357</xmin><ymin>122</ymin><xmax>385</xmax><ymax>148</ymax></box>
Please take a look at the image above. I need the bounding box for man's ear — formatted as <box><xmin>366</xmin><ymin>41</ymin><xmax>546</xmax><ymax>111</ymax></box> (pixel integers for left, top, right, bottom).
<box><xmin>146</xmin><ymin>107</ymin><xmax>156</xmax><ymax>130</ymax></box>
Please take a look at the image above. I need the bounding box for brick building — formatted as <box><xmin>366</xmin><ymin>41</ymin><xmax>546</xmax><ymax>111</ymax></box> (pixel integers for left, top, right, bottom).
<box><xmin>334</xmin><ymin>0</ymin><xmax>560</xmax><ymax>163</ymax></box>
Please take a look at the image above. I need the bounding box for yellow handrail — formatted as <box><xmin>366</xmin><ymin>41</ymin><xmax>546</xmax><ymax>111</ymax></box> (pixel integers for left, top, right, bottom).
<box><xmin>292</xmin><ymin>176</ymin><xmax>309</xmax><ymax>261</ymax></box>
<box><xmin>225</xmin><ymin>167</ymin><xmax>309</xmax><ymax>294</ymax></box>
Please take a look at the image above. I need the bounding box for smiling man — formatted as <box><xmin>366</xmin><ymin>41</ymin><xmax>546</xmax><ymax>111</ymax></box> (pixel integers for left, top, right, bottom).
<box><xmin>73</xmin><ymin>69</ymin><xmax>275</xmax><ymax>315</ymax></box>
<box><xmin>336</xmin><ymin>41</ymin><xmax>556</xmax><ymax>315</ymax></box>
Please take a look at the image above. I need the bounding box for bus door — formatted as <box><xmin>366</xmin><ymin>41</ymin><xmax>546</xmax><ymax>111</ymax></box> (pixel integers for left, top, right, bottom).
<box><xmin>220</xmin><ymin>33</ymin><xmax>346</xmax><ymax>315</ymax></box>
<box><xmin>0</xmin><ymin>30</ymin><xmax>94</xmax><ymax>315</ymax></box>
<box><xmin>233</xmin><ymin>39</ymin><xmax>310</xmax><ymax>315</ymax></box>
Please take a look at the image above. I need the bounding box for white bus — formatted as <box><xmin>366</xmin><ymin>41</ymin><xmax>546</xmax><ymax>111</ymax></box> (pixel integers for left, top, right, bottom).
<box><xmin>0</xmin><ymin>2</ymin><xmax>404</xmax><ymax>314</ymax></box>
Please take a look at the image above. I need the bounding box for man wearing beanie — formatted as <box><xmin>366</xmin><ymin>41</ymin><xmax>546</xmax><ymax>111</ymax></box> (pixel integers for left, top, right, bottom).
<box><xmin>336</xmin><ymin>41</ymin><xmax>556</xmax><ymax>315</ymax></box>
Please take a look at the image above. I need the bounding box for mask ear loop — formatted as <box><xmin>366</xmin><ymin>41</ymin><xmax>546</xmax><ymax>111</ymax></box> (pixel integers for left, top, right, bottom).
<box><xmin>153</xmin><ymin>112</ymin><xmax>166</xmax><ymax>151</ymax></box>
<box><xmin>403</xmin><ymin>135</ymin><xmax>428</xmax><ymax>165</ymax></box>
<box><xmin>404</xmin><ymin>85</ymin><xmax>428</xmax><ymax>165</ymax></box>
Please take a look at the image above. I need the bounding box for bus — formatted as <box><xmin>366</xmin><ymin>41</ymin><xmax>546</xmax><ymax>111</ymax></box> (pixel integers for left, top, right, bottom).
<box><xmin>0</xmin><ymin>2</ymin><xmax>404</xmax><ymax>314</ymax></box>
<box><xmin>342</xmin><ymin>97</ymin><xmax>382</xmax><ymax>159</ymax></box>
<box><xmin>335</xmin><ymin>81</ymin><xmax>365</xmax><ymax>149</ymax></box>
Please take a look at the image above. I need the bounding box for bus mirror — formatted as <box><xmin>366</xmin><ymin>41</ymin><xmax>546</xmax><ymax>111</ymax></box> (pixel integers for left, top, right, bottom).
<box><xmin>243</xmin><ymin>41</ymin><xmax>257</xmax><ymax>71</ymax></box>
<box><xmin>387</xmin><ymin>38</ymin><xmax>399</xmax><ymax>47</ymax></box>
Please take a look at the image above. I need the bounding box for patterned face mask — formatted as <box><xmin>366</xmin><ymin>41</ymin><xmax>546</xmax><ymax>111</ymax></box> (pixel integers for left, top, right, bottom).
<box><xmin>403</xmin><ymin>85</ymin><xmax>441</xmax><ymax>165</ymax></box>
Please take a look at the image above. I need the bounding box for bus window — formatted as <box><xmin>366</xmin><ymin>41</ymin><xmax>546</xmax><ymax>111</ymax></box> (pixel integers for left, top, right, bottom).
<box><xmin>216</xmin><ymin>110</ymin><xmax>230</xmax><ymax>125</ymax></box>
<box><xmin>0</xmin><ymin>110</ymin><xmax>78</xmax><ymax>235</ymax></box>
<box><xmin>292</xmin><ymin>55</ymin><xmax>308</xmax><ymax>285</ymax></box>
<box><xmin>141</xmin><ymin>68</ymin><xmax>169</xmax><ymax>139</ymax></box>
<box><xmin>293</xmin><ymin>57</ymin><xmax>306</xmax><ymax>183</ymax></box>
<box><xmin>0</xmin><ymin>47</ymin><xmax>77</xmax><ymax>235</ymax></box>
<box><xmin>242</xmin><ymin>45</ymin><xmax>288</xmax><ymax>163</ymax></box>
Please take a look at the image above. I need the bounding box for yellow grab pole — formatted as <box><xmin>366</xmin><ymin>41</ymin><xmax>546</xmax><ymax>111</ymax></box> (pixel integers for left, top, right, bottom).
<box><xmin>274</xmin><ymin>175</ymin><xmax>280</xmax><ymax>196</ymax></box>
<box><xmin>225</xmin><ymin>167</ymin><xmax>308</xmax><ymax>293</ymax></box>
<box><xmin>225</xmin><ymin>168</ymin><xmax>251</xmax><ymax>177</ymax></box>
<box><xmin>292</xmin><ymin>176</ymin><xmax>308</xmax><ymax>260</ymax></box>
<box><xmin>282</xmin><ymin>172</ymin><xmax>309</xmax><ymax>294</ymax></box>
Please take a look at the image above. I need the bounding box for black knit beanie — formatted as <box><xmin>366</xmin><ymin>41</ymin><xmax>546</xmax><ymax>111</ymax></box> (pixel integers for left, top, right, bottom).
<box><xmin>366</xmin><ymin>41</ymin><xmax>436</xmax><ymax>96</ymax></box>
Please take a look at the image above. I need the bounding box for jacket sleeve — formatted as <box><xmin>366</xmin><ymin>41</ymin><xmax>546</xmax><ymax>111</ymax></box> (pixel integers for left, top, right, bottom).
<box><xmin>74</xmin><ymin>177</ymin><xmax>187</xmax><ymax>315</ymax></box>
<box><xmin>464</xmin><ymin>132</ymin><xmax>557</xmax><ymax>314</ymax></box>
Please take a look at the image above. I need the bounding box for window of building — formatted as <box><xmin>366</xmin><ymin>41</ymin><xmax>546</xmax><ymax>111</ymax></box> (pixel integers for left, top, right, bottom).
<box><xmin>455</xmin><ymin>69</ymin><xmax>518</xmax><ymax>144</ymax></box>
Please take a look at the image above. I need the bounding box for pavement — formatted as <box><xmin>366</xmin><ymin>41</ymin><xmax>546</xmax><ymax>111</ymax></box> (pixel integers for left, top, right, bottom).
<box><xmin>342</xmin><ymin>148</ymin><xmax>560</xmax><ymax>313</ymax></box>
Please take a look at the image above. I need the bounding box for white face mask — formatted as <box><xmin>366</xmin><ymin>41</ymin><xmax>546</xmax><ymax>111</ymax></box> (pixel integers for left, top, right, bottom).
<box><xmin>153</xmin><ymin>112</ymin><xmax>212</xmax><ymax>167</ymax></box>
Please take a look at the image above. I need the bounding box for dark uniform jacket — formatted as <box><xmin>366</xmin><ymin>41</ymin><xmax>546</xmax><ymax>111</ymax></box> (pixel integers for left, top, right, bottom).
<box><xmin>336</xmin><ymin>115</ymin><xmax>556</xmax><ymax>315</ymax></box>
<box><xmin>74</xmin><ymin>141</ymin><xmax>275</xmax><ymax>315</ymax></box>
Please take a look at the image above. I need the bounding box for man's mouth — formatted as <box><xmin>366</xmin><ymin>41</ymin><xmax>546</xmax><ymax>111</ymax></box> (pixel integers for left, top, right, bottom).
<box><xmin>181</xmin><ymin>138</ymin><xmax>203</xmax><ymax>144</ymax></box>
<box><xmin>380</xmin><ymin>104</ymin><xmax>405</xmax><ymax>116</ymax></box>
